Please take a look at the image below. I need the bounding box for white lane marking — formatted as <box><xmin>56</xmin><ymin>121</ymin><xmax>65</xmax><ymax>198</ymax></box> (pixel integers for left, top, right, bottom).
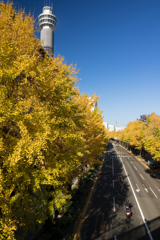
<box><xmin>112</xmin><ymin>158</ymin><xmax>114</xmax><ymax>176</ymax></box>
<box><xmin>113</xmin><ymin>180</ymin><xmax>114</xmax><ymax>188</ymax></box>
<box><xmin>136</xmin><ymin>184</ymin><xmax>140</xmax><ymax>193</ymax></box>
<box><xmin>114</xmin><ymin>148</ymin><xmax>153</xmax><ymax>240</ymax></box>
<box><xmin>113</xmin><ymin>197</ymin><xmax>115</xmax><ymax>212</ymax></box>
<box><xmin>140</xmin><ymin>174</ymin><xmax>144</xmax><ymax>180</ymax></box>
<box><xmin>131</xmin><ymin>161</ymin><xmax>133</xmax><ymax>164</ymax></box>
<box><xmin>143</xmin><ymin>184</ymin><xmax>148</xmax><ymax>193</ymax></box>
<box><xmin>155</xmin><ymin>185</ymin><xmax>160</xmax><ymax>192</ymax></box>
<box><xmin>149</xmin><ymin>187</ymin><xmax>158</xmax><ymax>198</ymax></box>
<box><xmin>114</xmin><ymin>236</ymin><xmax>117</xmax><ymax>240</ymax></box>
<box><xmin>134</xmin><ymin>166</ymin><xmax>137</xmax><ymax>170</ymax></box>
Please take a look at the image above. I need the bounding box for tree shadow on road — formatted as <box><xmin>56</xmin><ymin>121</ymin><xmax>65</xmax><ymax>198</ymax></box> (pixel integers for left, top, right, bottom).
<box><xmin>103</xmin><ymin>215</ymin><xmax>160</xmax><ymax>240</ymax></box>
<box><xmin>144</xmin><ymin>168</ymin><xmax>160</xmax><ymax>180</ymax></box>
<box><xmin>79</xmin><ymin>143</ymin><xmax>132</xmax><ymax>240</ymax></box>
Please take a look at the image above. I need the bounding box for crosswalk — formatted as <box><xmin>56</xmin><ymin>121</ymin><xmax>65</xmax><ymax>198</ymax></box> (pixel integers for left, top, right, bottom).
<box><xmin>110</xmin><ymin>154</ymin><xmax>132</xmax><ymax>158</ymax></box>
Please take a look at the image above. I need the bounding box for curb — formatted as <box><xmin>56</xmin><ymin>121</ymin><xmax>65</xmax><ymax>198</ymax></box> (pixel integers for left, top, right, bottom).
<box><xmin>72</xmin><ymin>158</ymin><xmax>104</xmax><ymax>240</ymax></box>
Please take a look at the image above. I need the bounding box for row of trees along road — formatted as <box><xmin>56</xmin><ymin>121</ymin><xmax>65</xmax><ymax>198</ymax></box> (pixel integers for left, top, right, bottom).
<box><xmin>110</xmin><ymin>113</ymin><xmax>160</xmax><ymax>161</ymax></box>
<box><xmin>0</xmin><ymin>2</ymin><xmax>109</xmax><ymax>239</ymax></box>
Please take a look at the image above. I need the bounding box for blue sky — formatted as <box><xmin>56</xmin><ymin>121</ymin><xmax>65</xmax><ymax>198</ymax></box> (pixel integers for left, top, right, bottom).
<box><xmin>5</xmin><ymin>0</ymin><xmax>160</xmax><ymax>127</ymax></box>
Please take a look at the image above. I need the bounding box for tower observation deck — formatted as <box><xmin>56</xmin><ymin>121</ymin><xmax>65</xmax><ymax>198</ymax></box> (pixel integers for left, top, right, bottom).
<box><xmin>38</xmin><ymin>6</ymin><xmax>57</xmax><ymax>56</ymax></box>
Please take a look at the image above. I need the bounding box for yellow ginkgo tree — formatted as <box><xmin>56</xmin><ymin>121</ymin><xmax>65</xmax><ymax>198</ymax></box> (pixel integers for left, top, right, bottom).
<box><xmin>64</xmin><ymin>92</ymin><xmax>108</xmax><ymax>187</ymax></box>
<box><xmin>144</xmin><ymin>113</ymin><xmax>160</xmax><ymax>161</ymax></box>
<box><xmin>129</xmin><ymin>120</ymin><xmax>146</xmax><ymax>155</ymax></box>
<box><xmin>0</xmin><ymin>2</ymin><xmax>108</xmax><ymax>239</ymax></box>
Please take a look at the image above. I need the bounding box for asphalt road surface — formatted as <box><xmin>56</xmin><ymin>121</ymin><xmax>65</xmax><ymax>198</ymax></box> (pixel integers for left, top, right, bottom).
<box><xmin>77</xmin><ymin>142</ymin><xmax>160</xmax><ymax>240</ymax></box>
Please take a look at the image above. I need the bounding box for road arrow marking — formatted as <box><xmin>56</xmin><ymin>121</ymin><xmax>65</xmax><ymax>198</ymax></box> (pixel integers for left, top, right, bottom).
<box><xmin>143</xmin><ymin>184</ymin><xmax>148</xmax><ymax>193</ymax></box>
<box><xmin>118</xmin><ymin>176</ymin><xmax>126</xmax><ymax>191</ymax></box>
<box><xmin>136</xmin><ymin>184</ymin><xmax>140</xmax><ymax>193</ymax></box>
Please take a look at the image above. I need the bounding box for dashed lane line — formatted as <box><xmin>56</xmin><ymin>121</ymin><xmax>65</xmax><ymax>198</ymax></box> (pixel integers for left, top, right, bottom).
<box><xmin>155</xmin><ymin>185</ymin><xmax>160</xmax><ymax>192</ymax></box>
<box><xmin>140</xmin><ymin>174</ymin><xmax>144</xmax><ymax>180</ymax></box>
<box><xmin>149</xmin><ymin>187</ymin><xmax>158</xmax><ymax>198</ymax></box>
<box><xmin>112</xmin><ymin>158</ymin><xmax>114</xmax><ymax>176</ymax></box>
<box><xmin>114</xmin><ymin>147</ymin><xmax>153</xmax><ymax>240</ymax></box>
<box><xmin>118</xmin><ymin>144</ymin><xmax>150</xmax><ymax>170</ymax></box>
<box><xmin>113</xmin><ymin>197</ymin><xmax>115</xmax><ymax>212</ymax></box>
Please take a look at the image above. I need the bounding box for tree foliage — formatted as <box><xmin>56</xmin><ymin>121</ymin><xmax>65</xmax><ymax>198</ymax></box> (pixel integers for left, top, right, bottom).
<box><xmin>123</xmin><ymin>120</ymin><xmax>146</xmax><ymax>153</ymax></box>
<box><xmin>0</xmin><ymin>2</ymin><xmax>108</xmax><ymax>239</ymax></box>
<box><xmin>114</xmin><ymin>113</ymin><xmax>160</xmax><ymax>161</ymax></box>
<box><xmin>144</xmin><ymin>113</ymin><xmax>160</xmax><ymax>161</ymax></box>
<box><xmin>138</xmin><ymin>114</ymin><xmax>150</xmax><ymax>122</ymax></box>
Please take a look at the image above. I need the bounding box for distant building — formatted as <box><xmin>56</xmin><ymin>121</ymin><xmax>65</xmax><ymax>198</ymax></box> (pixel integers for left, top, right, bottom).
<box><xmin>92</xmin><ymin>101</ymin><xmax>97</xmax><ymax>111</ymax></box>
<box><xmin>108</xmin><ymin>124</ymin><xmax>115</xmax><ymax>132</ymax></box>
<box><xmin>103</xmin><ymin>122</ymin><xmax>108</xmax><ymax>129</ymax></box>
<box><xmin>38</xmin><ymin>5</ymin><xmax>57</xmax><ymax>56</ymax></box>
<box><xmin>115</xmin><ymin>126</ymin><xmax>125</xmax><ymax>132</ymax></box>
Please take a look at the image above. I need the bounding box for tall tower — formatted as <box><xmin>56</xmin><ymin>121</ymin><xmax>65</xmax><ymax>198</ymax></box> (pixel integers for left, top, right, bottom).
<box><xmin>38</xmin><ymin>5</ymin><xmax>57</xmax><ymax>56</ymax></box>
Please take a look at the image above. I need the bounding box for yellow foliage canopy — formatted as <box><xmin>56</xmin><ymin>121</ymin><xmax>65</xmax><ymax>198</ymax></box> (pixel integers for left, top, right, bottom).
<box><xmin>116</xmin><ymin>113</ymin><xmax>160</xmax><ymax>161</ymax></box>
<box><xmin>0</xmin><ymin>2</ymin><xmax>108</xmax><ymax>239</ymax></box>
<box><xmin>144</xmin><ymin>113</ymin><xmax>160</xmax><ymax>161</ymax></box>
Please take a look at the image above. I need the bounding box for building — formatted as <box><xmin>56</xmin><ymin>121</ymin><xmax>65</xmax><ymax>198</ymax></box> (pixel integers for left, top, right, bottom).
<box><xmin>115</xmin><ymin>126</ymin><xmax>125</xmax><ymax>132</ymax></box>
<box><xmin>91</xmin><ymin>101</ymin><xmax>97</xmax><ymax>111</ymax></box>
<box><xmin>38</xmin><ymin>5</ymin><xmax>57</xmax><ymax>56</ymax></box>
<box><xmin>103</xmin><ymin>122</ymin><xmax>108</xmax><ymax>129</ymax></box>
<box><xmin>108</xmin><ymin>124</ymin><xmax>115</xmax><ymax>132</ymax></box>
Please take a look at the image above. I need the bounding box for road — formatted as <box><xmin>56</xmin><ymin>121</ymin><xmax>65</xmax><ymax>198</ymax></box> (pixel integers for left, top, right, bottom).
<box><xmin>77</xmin><ymin>142</ymin><xmax>160</xmax><ymax>240</ymax></box>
